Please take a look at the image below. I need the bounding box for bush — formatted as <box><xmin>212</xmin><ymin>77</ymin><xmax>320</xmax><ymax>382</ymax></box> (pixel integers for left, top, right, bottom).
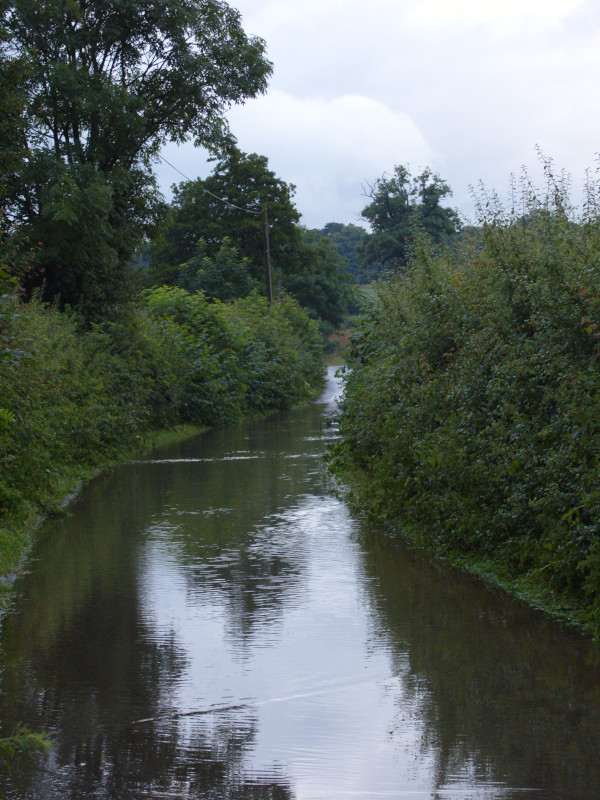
<box><xmin>332</xmin><ymin>160</ymin><xmax>600</xmax><ymax>635</ymax></box>
<box><xmin>228</xmin><ymin>291</ymin><xmax>324</xmax><ymax>412</ymax></box>
<box><xmin>140</xmin><ymin>285</ymin><xmax>248</xmax><ymax>425</ymax></box>
<box><xmin>1</xmin><ymin>299</ymin><xmax>115</xmax><ymax>522</ymax></box>
<box><xmin>0</xmin><ymin>289</ymin><xmax>323</xmax><ymax>553</ymax></box>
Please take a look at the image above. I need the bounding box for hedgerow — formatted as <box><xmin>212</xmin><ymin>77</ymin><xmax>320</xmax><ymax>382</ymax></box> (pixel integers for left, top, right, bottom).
<box><xmin>332</xmin><ymin>161</ymin><xmax>600</xmax><ymax>636</ymax></box>
<box><xmin>0</xmin><ymin>288</ymin><xmax>323</xmax><ymax>575</ymax></box>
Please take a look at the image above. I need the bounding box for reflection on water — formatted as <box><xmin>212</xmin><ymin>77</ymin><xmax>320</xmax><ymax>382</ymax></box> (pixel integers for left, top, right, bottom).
<box><xmin>1</xmin><ymin>367</ymin><xmax>599</xmax><ymax>799</ymax></box>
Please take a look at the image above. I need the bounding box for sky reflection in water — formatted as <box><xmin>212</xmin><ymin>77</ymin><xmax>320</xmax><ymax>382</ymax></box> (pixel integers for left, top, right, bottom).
<box><xmin>1</xmin><ymin>368</ymin><xmax>600</xmax><ymax>799</ymax></box>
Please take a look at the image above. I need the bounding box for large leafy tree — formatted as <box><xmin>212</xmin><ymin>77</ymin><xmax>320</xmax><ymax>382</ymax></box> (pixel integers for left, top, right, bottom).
<box><xmin>2</xmin><ymin>0</ymin><xmax>272</xmax><ymax>318</ymax></box>
<box><xmin>151</xmin><ymin>148</ymin><xmax>301</xmax><ymax>286</ymax></box>
<box><xmin>0</xmin><ymin>21</ymin><xmax>28</xmax><ymax>258</ymax></box>
<box><xmin>150</xmin><ymin>150</ymin><xmax>354</xmax><ymax>328</ymax></box>
<box><xmin>359</xmin><ymin>165</ymin><xmax>461</xmax><ymax>270</ymax></box>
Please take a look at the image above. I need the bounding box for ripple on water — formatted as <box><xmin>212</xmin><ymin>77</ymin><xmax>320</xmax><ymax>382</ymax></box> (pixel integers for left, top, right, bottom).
<box><xmin>1</xmin><ymin>369</ymin><xmax>600</xmax><ymax>800</ymax></box>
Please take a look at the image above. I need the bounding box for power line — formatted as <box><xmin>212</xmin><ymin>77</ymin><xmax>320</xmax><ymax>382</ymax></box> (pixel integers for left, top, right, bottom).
<box><xmin>159</xmin><ymin>152</ymin><xmax>272</xmax><ymax>301</ymax></box>
<box><xmin>158</xmin><ymin>153</ymin><xmax>261</xmax><ymax>216</ymax></box>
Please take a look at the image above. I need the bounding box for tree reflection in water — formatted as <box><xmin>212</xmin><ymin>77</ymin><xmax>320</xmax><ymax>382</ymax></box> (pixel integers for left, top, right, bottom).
<box><xmin>2</xmin><ymin>371</ymin><xmax>600</xmax><ymax>799</ymax></box>
<box><xmin>0</xmin><ymin>412</ymin><xmax>314</xmax><ymax>798</ymax></box>
<box><xmin>358</xmin><ymin>526</ymin><xmax>600</xmax><ymax>799</ymax></box>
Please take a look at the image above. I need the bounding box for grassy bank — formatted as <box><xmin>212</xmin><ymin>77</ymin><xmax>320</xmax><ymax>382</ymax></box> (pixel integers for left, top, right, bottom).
<box><xmin>331</xmin><ymin>166</ymin><xmax>600</xmax><ymax>640</ymax></box>
<box><xmin>0</xmin><ymin>420</ymin><xmax>208</xmax><ymax>601</ymax></box>
<box><xmin>0</xmin><ymin>288</ymin><xmax>324</xmax><ymax>600</ymax></box>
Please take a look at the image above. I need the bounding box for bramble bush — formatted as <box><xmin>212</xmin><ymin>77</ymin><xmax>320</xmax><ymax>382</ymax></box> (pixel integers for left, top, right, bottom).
<box><xmin>0</xmin><ymin>289</ymin><xmax>323</xmax><ymax>566</ymax></box>
<box><xmin>332</xmin><ymin>160</ymin><xmax>600</xmax><ymax>635</ymax></box>
<box><xmin>228</xmin><ymin>291</ymin><xmax>324</xmax><ymax>412</ymax></box>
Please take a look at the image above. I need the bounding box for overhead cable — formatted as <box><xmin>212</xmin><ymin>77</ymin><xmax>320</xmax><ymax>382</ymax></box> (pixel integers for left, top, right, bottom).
<box><xmin>158</xmin><ymin>154</ymin><xmax>261</xmax><ymax>216</ymax></box>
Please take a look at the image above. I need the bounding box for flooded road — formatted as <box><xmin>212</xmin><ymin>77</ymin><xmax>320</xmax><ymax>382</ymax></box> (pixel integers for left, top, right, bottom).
<box><xmin>1</xmin><ymin>367</ymin><xmax>599</xmax><ymax>799</ymax></box>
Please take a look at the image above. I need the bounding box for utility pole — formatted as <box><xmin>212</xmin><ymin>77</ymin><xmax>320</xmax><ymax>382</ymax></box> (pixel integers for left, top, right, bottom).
<box><xmin>262</xmin><ymin>202</ymin><xmax>273</xmax><ymax>303</ymax></box>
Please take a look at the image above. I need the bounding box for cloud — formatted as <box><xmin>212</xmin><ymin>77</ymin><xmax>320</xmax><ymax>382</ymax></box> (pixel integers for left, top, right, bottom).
<box><xmin>156</xmin><ymin>91</ymin><xmax>434</xmax><ymax>228</ymax></box>
<box><xmin>408</xmin><ymin>0</ymin><xmax>589</xmax><ymax>34</ymax></box>
<box><xmin>157</xmin><ymin>0</ymin><xmax>600</xmax><ymax>229</ymax></box>
<box><xmin>227</xmin><ymin>91</ymin><xmax>435</xmax><ymax>227</ymax></box>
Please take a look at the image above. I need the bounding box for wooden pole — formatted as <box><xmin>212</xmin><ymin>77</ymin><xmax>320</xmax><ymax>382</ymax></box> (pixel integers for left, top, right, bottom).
<box><xmin>262</xmin><ymin>202</ymin><xmax>273</xmax><ymax>303</ymax></box>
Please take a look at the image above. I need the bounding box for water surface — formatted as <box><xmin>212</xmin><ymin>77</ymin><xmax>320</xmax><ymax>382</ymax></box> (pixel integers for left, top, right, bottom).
<box><xmin>1</xmin><ymin>367</ymin><xmax>599</xmax><ymax>799</ymax></box>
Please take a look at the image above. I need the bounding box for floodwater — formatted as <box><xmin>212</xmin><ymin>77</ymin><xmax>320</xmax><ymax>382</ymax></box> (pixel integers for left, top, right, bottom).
<box><xmin>1</xmin><ymin>367</ymin><xmax>600</xmax><ymax>799</ymax></box>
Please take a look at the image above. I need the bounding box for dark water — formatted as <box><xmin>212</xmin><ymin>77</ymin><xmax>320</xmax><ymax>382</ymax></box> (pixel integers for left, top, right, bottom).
<box><xmin>1</xmin><ymin>368</ymin><xmax>600</xmax><ymax>799</ymax></box>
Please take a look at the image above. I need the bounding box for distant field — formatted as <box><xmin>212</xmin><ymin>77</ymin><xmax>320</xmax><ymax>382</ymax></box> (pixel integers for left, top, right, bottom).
<box><xmin>326</xmin><ymin>328</ymin><xmax>351</xmax><ymax>365</ymax></box>
<box><xmin>325</xmin><ymin>282</ymin><xmax>378</xmax><ymax>365</ymax></box>
<box><xmin>328</xmin><ymin>328</ymin><xmax>350</xmax><ymax>349</ymax></box>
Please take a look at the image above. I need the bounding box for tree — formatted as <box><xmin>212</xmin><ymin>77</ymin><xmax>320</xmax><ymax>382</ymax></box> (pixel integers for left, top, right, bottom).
<box><xmin>150</xmin><ymin>148</ymin><xmax>301</xmax><ymax>287</ymax></box>
<box><xmin>282</xmin><ymin>228</ymin><xmax>354</xmax><ymax>330</ymax></box>
<box><xmin>177</xmin><ymin>237</ymin><xmax>258</xmax><ymax>301</ymax></box>
<box><xmin>359</xmin><ymin>165</ymin><xmax>461</xmax><ymax>270</ymax></box>
<box><xmin>2</xmin><ymin>0</ymin><xmax>272</xmax><ymax>318</ymax></box>
<box><xmin>0</xmin><ymin>21</ymin><xmax>29</xmax><ymax>262</ymax></box>
<box><xmin>150</xmin><ymin>151</ymin><xmax>355</xmax><ymax>328</ymax></box>
<box><xmin>318</xmin><ymin>222</ymin><xmax>376</xmax><ymax>284</ymax></box>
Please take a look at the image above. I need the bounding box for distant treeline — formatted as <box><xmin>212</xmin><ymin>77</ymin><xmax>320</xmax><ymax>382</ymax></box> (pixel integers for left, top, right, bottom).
<box><xmin>332</xmin><ymin>161</ymin><xmax>600</xmax><ymax>638</ymax></box>
<box><xmin>316</xmin><ymin>166</ymin><xmax>462</xmax><ymax>286</ymax></box>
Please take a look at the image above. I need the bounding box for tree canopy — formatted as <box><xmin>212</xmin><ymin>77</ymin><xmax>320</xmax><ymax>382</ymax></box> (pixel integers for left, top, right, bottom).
<box><xmin>150</xmin><ymin>148</ymin><xmax>300</xmax><ymax>287</ymax></box>
<box><xmin>150</xmin><ymin>149</ymin><xmax>354</xmax><ymax>329</ymax></box>
<box><xmin>1</xmin><ymin>0</ymin><xmax>272</xmax><ymax>318</ymax></box>
<box><xmin>317</xmin><ymin>222</ymin><xmax>376</xmax><ymax>284</ymax></box>
<box><xmin>359</xmin><ymin>165</ymin><xmax>461</xmax><ymax>270</ymax></box>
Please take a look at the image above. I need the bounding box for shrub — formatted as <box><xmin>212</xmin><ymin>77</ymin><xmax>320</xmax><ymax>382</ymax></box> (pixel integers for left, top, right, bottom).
<box><xmin>332</xmin><ymin>160</ymin><xmax>600</xmax><ymax>635</ymax></box>
<box><xmin>0</xmin><ymin>287</ymin><xmax>323</xmax><ymax>537</ymax></box>
<box><xmin>228</xmin><ymin>291</ymin><xmax>324</xmax><ymax>412</ymax></box>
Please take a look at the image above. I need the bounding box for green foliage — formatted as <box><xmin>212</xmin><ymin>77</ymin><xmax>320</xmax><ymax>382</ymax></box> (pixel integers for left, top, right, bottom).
<box><xmin>317</xmin><ymin>222</ymin><xmax>376</xmax><ymax>284</ymax></box>
<box><xmin>2</xmin><ymin>0</ymin><xmax>272</xmax><ymax>318</ymax></box>
<box><xmin>0</xmin><ymin>298</ymin><xmax>132</xmax><ymax>529</ymax></box>
<box><xmin>359</xmin><ymin>165</ymin><xmax>461</xmax><ymax>271</ymax></box>
<box><xmin>283</xmin><ymin>228</ymin><xmax>355</xmax><ymax>331</ymax></box>
<box><xmin>150</xmin><ymin>148</ymin><xmax>300</xmax><ymax>288</ymax></box>
<box><xmin>140</xmin><ymin>285</ymin><xmax>247</xmax><ymax>425</ymax></box>
<box><xmin>228</xmin><ymin>291</ymin><xmax>324</xmax><ymax>411</ymax></box>
<box><xmin>149</xmin><ymin>149</ymin><xmax>355</xmax><ymax>327</ymax></box>
<box><xmin>177</xmin><ymin>237</ymin><xmax>259</xmax><ymax>301</ymax></box>
<box><xmin>0</xmin><ymin>266</ymin><xmax>19</xmax><ymax>439</ymax></box>
<box><xmin>0</xmin><ymin>289</ymin><xmax>323</xmax><ymax>555</ymax></box>
<box><xmin>16</xmin><ymin>159</ymin><xmax>158</xmax><ymax>319</ymax></box>
<box><xmin>333</xmin><ymin>161</ymin><xmax>600</xmax><ymax>636</ymax></box>
<box><xmin>0</xmin><ymin>723</ymin><xmax>51</xmax><ymax>767</ymax></box>
<box><xmin>0</xmin><ymin>30</ymin><xmax>29</xmax><ymax>212</ymax></box>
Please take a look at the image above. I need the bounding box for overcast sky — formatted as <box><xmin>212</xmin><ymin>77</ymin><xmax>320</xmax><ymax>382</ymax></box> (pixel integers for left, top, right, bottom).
<box><xmin>157</xmin><ymin>0</ymin><xmax>600</xmax><ymax>229</ymax></box>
